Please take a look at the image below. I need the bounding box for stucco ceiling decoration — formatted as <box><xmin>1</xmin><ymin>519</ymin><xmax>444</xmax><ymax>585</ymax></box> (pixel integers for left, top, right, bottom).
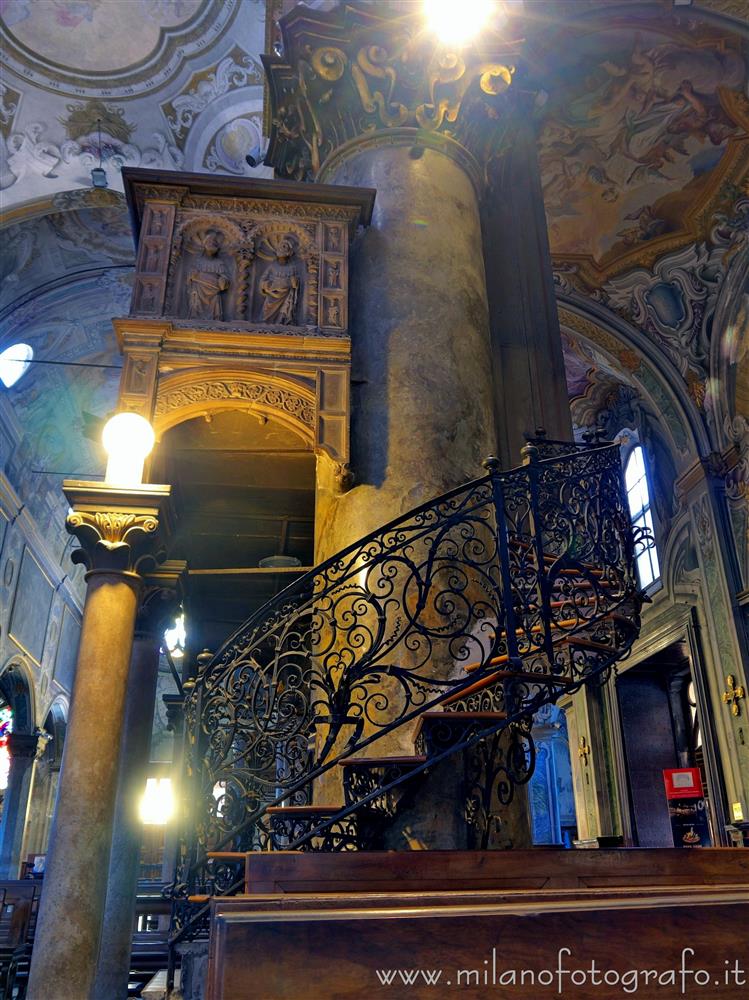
<box><xmin>0</xmin><ymin>0</ymin><xmax>239</xmax><ymax>99</ymax></box>
<box><xmin>536</xmin><ymin>9</ymin><xmax>749</xmax><ymax>291</ymax></box>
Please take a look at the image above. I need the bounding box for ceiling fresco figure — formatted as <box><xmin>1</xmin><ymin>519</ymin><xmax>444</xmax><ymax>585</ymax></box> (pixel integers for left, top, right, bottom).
<box><xmin>538</xmin><ymin>20</ymin><xmax>746</xmax><ymax>265</ymax></box>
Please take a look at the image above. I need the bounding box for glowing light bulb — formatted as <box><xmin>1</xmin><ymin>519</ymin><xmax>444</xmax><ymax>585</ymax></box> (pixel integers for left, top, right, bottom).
<box><xmin>423</xmin><ymin>0</ymin><xmax>497</xmax><ymax>46</ymax></box>
<box><xmin>139</xmin><ymin>777</ymin><xmax>174</xmax><ymax>825</ymax></box>
<box><xmin>102</xmin><ymin>412</ymin><xmax>155</xmax><ymax>486</ymax></box>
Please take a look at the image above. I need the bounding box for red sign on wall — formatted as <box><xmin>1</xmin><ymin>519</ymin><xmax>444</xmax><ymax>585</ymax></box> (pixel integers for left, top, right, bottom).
<box><xmin>663</xmin><ymin>767</ymin><xmax>704</xmax><ymax>800</ymax></box>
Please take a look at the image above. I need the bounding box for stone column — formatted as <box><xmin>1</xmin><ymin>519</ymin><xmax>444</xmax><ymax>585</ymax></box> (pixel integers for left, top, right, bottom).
<box><xmin>264</xmin><ymin>5</ymin><xmax>532</xmax><ymax>846</ymax></box>
<box><xmin>0</xmin><ymin>733</ymin><xmax>44</xmax><ymax>878</ymax></box>
<box><xmin>481</xmin><ymin>102</ymin><xmax>573</xmax><ymax>465</ymax></box>
<box><xmin>160</xmin><ymin>693</ymin><xmax>185</xmax><ymax>887</ymax></box>
<box><xmin>27</xmin><ymin>482</ymin><xmax>172</xmax><ymax>1000</ymax></box>
<box><xmin>315</xmin><ymin>139</ymin><xmax>496</xmax><ymax>553</ymax></box>
<box><xmin>93</xmin><ymin>563</ymin><xmax>185</xmax><ymax>1000</ymax></box>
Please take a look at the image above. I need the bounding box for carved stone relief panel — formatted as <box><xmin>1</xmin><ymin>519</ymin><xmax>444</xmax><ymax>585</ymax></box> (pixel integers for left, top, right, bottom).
<box><xmin>165</xmin><ymin>212</ymin><xmax>324</xmax><ymax>328</ymax></box>
<box><xmin>126</xmin><ymin>179</ymin><xmax>363</xmax><ymax>334</ymax></box>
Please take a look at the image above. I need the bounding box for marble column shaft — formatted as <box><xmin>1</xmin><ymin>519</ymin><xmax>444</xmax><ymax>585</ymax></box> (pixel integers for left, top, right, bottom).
<box><xmin>316</xmin><ymin>142</ymin><xmax>497</xmax><ymax>558</ymax></box>
<box><xmin>91</xmin><ymin>628</ymin><xmax>165</xmax><ymax>1000</ymax></box>
<box><xmin>0</xmin><ymin>733</ymin><xmax>41</xmax><ymax>878</ymax></box>
<box><xmin>27</xmin><ymin>570</ymin><xmax>141</xmax><ymax>1000</ymax></box>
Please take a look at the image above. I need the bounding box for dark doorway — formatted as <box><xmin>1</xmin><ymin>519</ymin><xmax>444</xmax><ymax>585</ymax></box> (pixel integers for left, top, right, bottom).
<box><xmin>616</xmin><ymin>642</ymin><xmax>713</xmax><ymax>847</ymax></box>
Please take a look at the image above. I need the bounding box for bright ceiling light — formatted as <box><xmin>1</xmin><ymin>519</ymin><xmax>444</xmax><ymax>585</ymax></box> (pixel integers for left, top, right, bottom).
<box><xmin>423</xmin><ymin>0</ymin><xmax>497</xmax><ymax>46</ymax></box>
<box><xmin>102</xmin><ymin>411</ymin><xmax>155</xmax><ymax>487</ymax></box>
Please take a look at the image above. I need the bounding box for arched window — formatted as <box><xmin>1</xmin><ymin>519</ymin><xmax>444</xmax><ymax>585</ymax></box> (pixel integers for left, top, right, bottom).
<box><xmin>624</xmin><ymin>445</ymin><xmax>660</xmax><ymax>588</ymax></box>
<box><xmin>0</xmin><ymin>343</ymin><xmax>33</xmax><ymax>387</ymax></box>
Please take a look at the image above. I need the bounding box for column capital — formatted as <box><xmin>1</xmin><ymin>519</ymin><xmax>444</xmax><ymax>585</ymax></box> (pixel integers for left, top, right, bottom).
<box><xmin>162</xmin><ymin>693</ymin><xmax>184</xmax><ymax>735</ymax></box>
<box><xmin>136</xmin><ymin>560</ymin><xmax>188</xmax><ymax>640</ymax></box>
<box><xmin>63</xmin><ymin>481</ymin><xmax>174</xmax><ymax>576</ymax></box>
<box><xmin>263</xmin><ymin>3</ymin><xmax>520</xmax><ymax>190</ymax></box>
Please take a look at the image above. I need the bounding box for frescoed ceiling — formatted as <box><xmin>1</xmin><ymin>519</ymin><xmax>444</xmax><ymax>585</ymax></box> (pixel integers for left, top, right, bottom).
<box><xmin>0</xmin><ymin>0</ymin><xmax>271</xmax><ymax>210</ymax></box>
<box><xmin>536</xmin><ymin>4</ymin><xmax>749</xmax><ymax>289</ymax></box>
<box><xmin>533</xmin><ymin>1</ymin><xmax>749</xmax><ymax>456</ymax></box>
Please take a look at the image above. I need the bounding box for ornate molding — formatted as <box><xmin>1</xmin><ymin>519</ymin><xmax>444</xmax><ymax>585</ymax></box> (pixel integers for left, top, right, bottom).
<box><xmin>63</xmin><ymin>482</ymin><xmax>173</xmax><ymax>576</ymax></box>
<box><xmin>263</xmin><ymin>3</ymin><xmax>519</xmax><ymax>185</ymax></box>
<box><xmin>154</xmin><ymin>376</ymin><xmax>315</xmax><ymax>430</ymax></box>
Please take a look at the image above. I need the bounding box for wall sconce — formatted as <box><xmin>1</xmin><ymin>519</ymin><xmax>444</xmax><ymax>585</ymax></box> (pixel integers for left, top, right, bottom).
<box><xmin>102</xmin><ymin>411</ymin><xmax>155</xmax><ymax>487</ymax></box>
<box><xmin>139</xmin><ymin>777</ymin><xmax>174</xmax><ymax>825</ymax></box>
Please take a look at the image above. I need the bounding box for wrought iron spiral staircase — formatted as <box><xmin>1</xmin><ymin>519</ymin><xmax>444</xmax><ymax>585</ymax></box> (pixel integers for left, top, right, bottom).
<box><xmin>167</xmin><ymin>438</ymin><xmax>644</xmax><ymax>949</ymax></box>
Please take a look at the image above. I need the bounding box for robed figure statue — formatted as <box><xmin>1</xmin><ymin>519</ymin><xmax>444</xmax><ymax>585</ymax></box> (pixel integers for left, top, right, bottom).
<box><xmin>260</xmin><ymin>237</ymin><xmax>300</xmax><ymax>325</ymax></box>
<box><xmin>187</xmin><ymin>231</ymin><xmax>230</xmax><ymax>321</ymax></box>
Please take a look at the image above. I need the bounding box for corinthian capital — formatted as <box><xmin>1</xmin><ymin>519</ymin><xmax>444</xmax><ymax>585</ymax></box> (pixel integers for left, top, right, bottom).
<box><xmin>263</xmin><ymin>3</ymin><xmax>520</xmax><ymax>186</ymax></box>
<box><xmin>63</xmin><ymin>481</ymin><xmax>174</xmax><ymax>575</ymax></box>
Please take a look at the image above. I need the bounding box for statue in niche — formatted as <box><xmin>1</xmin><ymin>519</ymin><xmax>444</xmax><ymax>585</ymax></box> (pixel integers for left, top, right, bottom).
<box><xmin>259</xmin><ymin>237</ymin><xmax>300</xmax><ymax>325</ymax></box>
<box><xmin>327</xmin><ymin>259</ymin><xmax>340</xmax><ymax>288</ymax></box>
<box><xmin>326</xmin><ymin>298</ymin><xmax>340</xmax><ymax>326</ymax></box>
<box><xmin>144</xmin><ymin>243</ymin><xmax>161</xmax><ymax>273</ymax></box>
<box><xmin>187</xmin><ymin>230</ymin><xmax>230</xmax><ymax>321</ymax></box>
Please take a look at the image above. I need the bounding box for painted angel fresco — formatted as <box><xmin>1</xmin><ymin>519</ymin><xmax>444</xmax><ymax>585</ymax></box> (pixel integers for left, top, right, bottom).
<box><xmin>538</xmin><ymin>27</ymin><xmax>746</xmax><ymax>261</ymax></box>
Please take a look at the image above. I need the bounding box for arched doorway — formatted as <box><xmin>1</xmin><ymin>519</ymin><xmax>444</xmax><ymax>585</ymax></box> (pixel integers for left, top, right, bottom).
<box><xmin>0</xmin><ymin>659</ymin><xmax>36</xmax><ymax>877</ymax></box>
<box><xmin>23</xmin><ymin>700</ymin><xmax>68</xmax><ymax>867</ymax></box>
<box><xmin>151</xmin><ymin>407</ymin><xmax>317</xmax><ymax>660</ymax></box>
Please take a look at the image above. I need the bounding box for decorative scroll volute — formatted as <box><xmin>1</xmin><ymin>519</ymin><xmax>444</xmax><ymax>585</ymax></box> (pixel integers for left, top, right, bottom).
<box><xmin>263</xmin><ymin>4</ymin><xmax>518</xmax><ymax>183</ymax></box>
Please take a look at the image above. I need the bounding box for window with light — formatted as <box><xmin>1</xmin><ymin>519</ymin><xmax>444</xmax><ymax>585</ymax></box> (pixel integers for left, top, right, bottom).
<box><xmin>0</xmin><ymin>344</ymin><xmax>33</xmax><ymax>388</ymax></box>
<box><xmin>625</xmin><ymin>445</ymin><xmax>660</xmax><ymax>588</ymax></box>
<box><xmin>0</xmin><ymin>704</ymin><xmax>13</xmax><ymax>792</ymax></box>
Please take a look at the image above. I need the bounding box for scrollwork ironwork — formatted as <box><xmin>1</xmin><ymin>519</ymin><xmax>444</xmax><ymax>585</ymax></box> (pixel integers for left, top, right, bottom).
<box><xmin>170</xmin><ymin>441</ymin><xmax>641</xmax><ymax>946</ymax></box>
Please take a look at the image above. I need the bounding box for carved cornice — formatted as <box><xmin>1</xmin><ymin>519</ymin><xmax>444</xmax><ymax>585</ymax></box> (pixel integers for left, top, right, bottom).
<box><xmin>63</xmin><ymin>482</ymin><xmax>173</xmax><ymax>577</ymax></box>
<box><xmin>122</xmin><ymin>167</ymin><xmax>374</xmax><ymax>241</ymax></box>
<box><xmin>263</xmin><ymin>3</ymin><xmax>519</xmax><ymax>187</ymax></box>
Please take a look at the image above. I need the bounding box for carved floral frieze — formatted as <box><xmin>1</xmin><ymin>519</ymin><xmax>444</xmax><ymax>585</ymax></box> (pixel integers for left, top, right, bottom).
<box><xmin>154</xmin><ymin>377</ymin><xmax>315</xmax><ymax>428</ymax></box>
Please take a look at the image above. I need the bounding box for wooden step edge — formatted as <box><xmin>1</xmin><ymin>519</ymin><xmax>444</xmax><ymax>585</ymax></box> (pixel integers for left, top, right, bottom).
<box><xmin>265</xmin><ymin>805</ymin><xmax>346</xmax><ymax>816</ymax></box>
<box><xmin>443</xmin><ymin>671</ymin><xmax>574</xmax><ymax>704</ymax></box>
<box><xmin>562</xmin><ymin>636</ymin><xmax>616</xmax><ymax>652</ymax></box>
<box><xmin>414</xmin><ymin>710</ymin><xmax>508</xmax><ymax>740</ymax></box>
<box><xmin>338</xmin><ymin>755</ymin><xmax>428</xmax><ymax>767</ymax></box>
<box><xmin>207</xmin><ymin>851</ymin><xmax>247</xmax><ymax>860</ymax></box>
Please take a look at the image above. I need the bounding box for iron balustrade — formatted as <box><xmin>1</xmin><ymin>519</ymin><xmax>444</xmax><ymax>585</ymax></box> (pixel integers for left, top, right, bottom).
<box><xmin>167</xmin><ymin>441</ymin><xmax>644</xmax><ymax>949</ymax></box>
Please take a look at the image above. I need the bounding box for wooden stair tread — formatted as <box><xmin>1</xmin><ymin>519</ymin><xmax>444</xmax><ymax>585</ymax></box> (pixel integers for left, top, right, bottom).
<box><xmin>266</xmin><ymin>805</ymin><xmax>346</xmax><ymax>816</ymax></box>
<box><xmin>443</xmin><ymin>670</ymin><xmax>573</xmax><ymax>704</ymax></box>
<box><xmin>414</xmin><ymin>710</ymin><xmax>507</xmax><ymax>741</ymax></box>
<box><xmin>338</xmin><ymin>755</ymin><xmax>427</xmax><ymax>767</ymax></box>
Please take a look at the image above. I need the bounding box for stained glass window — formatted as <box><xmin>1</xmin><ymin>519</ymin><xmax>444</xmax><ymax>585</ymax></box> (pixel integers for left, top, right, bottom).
<box><xmin>0</xmin><ymin>705</ymin><xmax>13</xmax><ymax>791</ymax></box>
<box><xmin>625</xmin><ymin>445</ymin><xmax>660</xmax><ymax>588</ymax></box>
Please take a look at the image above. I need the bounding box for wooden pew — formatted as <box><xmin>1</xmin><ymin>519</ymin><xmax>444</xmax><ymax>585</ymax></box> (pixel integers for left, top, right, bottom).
<box><xmin>0</xmin><ymin>881</ymin><xmax>40</xmax><ymax>1000</ymax></box>
<box><xmin>208</xmin><ymin>884</ymin><xmax>749</xmax><ymax>999</ymax></box>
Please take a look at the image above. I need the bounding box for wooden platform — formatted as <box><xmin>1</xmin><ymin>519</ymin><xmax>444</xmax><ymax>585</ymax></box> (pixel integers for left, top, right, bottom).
<box><xmin>236</xmin><ymin>845</ymin><xmax>749</xmax><ymax>893</ymax></box>
<box><xmin>205</xmin><ymin>849</ymin><xmax>749</xmax><ymax>999</ymax></box>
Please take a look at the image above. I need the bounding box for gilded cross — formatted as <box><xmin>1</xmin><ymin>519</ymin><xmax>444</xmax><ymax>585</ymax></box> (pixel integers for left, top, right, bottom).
<box><xmin>723</xmin><ymin>675</ymin><xmax>746</xmax><ymax>717</ymax></box>
<box><xmin>578</xmin><ymin>736</ymin><xmax>591</xmax><ymax>765</ymax></box>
